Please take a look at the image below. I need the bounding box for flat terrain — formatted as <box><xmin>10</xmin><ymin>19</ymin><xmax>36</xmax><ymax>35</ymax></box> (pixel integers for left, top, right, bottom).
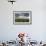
<box><xmin>15</xmin><ymin>19</ymin><xmax>29</xmax><ymax>22</ymax></box>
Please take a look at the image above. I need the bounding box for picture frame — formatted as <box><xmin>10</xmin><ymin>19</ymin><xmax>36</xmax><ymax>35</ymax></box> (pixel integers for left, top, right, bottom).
<box><xmin>13</xmin><ymin>11</ymin><xmax>32</xmax><ymax>25</ymax></box>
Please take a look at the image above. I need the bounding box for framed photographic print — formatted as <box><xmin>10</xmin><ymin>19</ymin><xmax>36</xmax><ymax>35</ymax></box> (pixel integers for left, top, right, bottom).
<box><xmin>13</xmin><ymin>11</ymin><xmax>32</xmax><ymax>25</ymax></box>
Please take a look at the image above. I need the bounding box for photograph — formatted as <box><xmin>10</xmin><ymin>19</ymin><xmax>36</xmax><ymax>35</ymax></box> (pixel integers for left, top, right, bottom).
<box><xmin>0</xmin><ymin>0</ymin><xmax>46</xmax><ymax>46</ymax></box>
<box><xmin>13</xmin><ymin>11</ymin><xmax>32</xmax><ymax>25</ymax></box>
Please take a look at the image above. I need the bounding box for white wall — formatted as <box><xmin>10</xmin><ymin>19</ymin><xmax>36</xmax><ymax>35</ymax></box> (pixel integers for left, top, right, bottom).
<box><xmin>0</xmin><ymin>0</ymin><xmax>46</xmax><ymax>41</ymax></box>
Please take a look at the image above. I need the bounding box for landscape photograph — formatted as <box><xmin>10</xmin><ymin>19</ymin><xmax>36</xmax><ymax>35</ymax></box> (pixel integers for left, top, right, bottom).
<box><xmin>13</xmin><ymin>11</ymin><xmax>32</xmax><ymax>25</ymax></box>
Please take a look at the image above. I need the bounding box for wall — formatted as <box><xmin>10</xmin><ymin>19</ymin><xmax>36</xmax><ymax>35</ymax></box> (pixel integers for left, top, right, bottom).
<box><xmin>0</xmin><ymin>0</ymin><xmax>46</xmax><ymax>41</ymax></box>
